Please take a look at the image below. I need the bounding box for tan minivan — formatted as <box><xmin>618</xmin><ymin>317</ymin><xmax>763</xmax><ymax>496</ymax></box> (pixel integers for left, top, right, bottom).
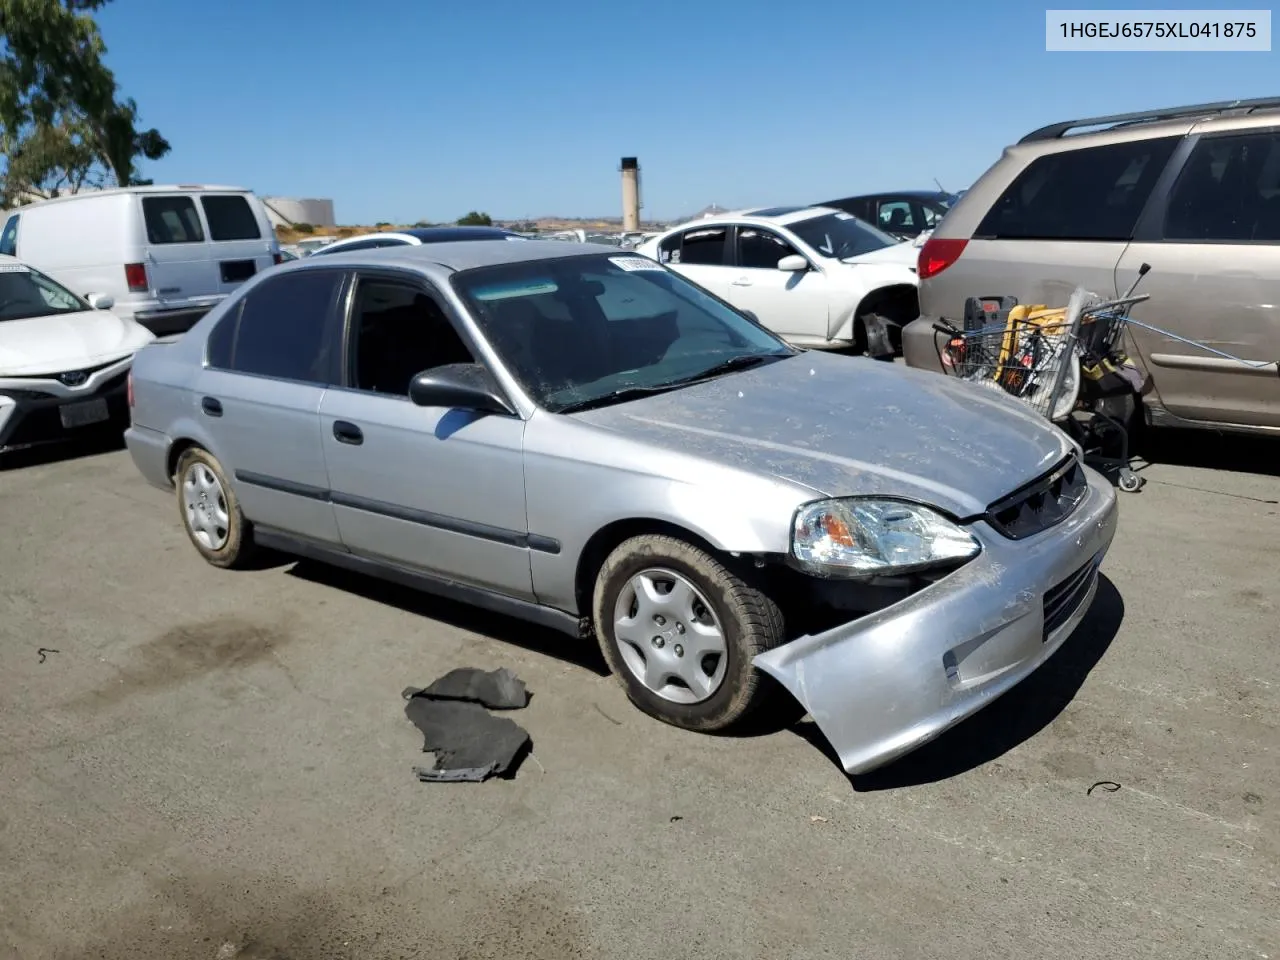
<box><xmin>902</xmin><ymin>97</ymin><xmax>1280</xmax><ymax>436</ymax></box>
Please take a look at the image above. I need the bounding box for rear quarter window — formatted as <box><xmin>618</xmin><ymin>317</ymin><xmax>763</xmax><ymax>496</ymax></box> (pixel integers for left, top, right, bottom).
<box><xmin>976</xmin><ymin>137</ymin><xmax>1179</xmax><ymax>241</ymax></box>
<box><xmin>201</xmin><ymin>195</ymin><xmax>262</xmax><ymax>241</ymax></box>
<box><xmin>142</xmin><ymin>196</ymin><xmax>206</xmax><ymax>244</ymax></box>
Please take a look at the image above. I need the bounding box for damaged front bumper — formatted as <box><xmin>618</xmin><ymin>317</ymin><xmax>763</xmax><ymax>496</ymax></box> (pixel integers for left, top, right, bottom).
<box><xmin>753</xmin><ymin>469</ymin><xmax>1119</xmax><ymax>775</ymax></box>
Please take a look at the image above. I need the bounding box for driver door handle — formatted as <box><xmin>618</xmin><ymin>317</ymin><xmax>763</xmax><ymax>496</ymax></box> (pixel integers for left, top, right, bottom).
<box><xmin>332</xmin><ymin>420</ymin><xmax>363</xmax><ymax>445</ymax></box>
<box><xmin>731</xmin><ymin>276</ymin><xmax>753</xmax><ymax>286</ymax></box>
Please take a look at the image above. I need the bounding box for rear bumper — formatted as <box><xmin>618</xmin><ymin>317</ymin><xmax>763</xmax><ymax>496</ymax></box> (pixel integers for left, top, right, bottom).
<box><xmin>124</xmin><ymin>423</ymin><xmax>174</xmax><ymax>491</ymax></box>
<box><xmin>901</xmin><ymin>314</ymin><xmax>948</xmax><ymax>374</ymax></box>
<box><xmin>753</xmin><ymin>469</ymin><xmax>1119</xmax><ymax>775</ymax></box>
<box><xmin>126</xmin><ymin>301</ymin><xmax>222</xmax><ymax>336</ymax></box>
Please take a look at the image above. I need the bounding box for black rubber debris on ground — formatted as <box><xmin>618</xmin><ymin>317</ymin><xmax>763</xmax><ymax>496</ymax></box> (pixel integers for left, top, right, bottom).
<box><xmin>403</xmin><ymin>673</ymin><xmax>531</xmax><ymax>783</ymax></box>
<box><xmin>402</xmin><ymin>666</ymin><xmax>530</xmax><ymax>709</ymax></box>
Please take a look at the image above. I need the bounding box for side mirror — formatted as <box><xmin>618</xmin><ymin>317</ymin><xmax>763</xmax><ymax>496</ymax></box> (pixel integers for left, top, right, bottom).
<box><xmin>777</xmin><ymin>254</ymin><xmax>808</xmax><ymax>272</ymax></box>
<box><xmin>86</xmin><ymin>292</ymin><xmax>115</xmax><ymax>310</ymax></box>
<box><xmin>408</xmin><ymin>363</ymin><xmax>516</xmax><ymax>416</ymax></box>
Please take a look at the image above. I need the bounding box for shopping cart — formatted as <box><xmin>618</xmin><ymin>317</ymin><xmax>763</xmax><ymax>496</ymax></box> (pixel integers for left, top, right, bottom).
<box><xmin>931</xmin><ymin>266</ymin><xmax>1152</xmax><ymax>491</ymax></box>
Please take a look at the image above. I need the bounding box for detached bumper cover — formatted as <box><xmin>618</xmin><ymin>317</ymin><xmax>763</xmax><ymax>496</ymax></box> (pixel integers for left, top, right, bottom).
<box><xmin>753</xmin><ymin>470</ymin><xmax>1119</xmax><ymax>775</ymax></box>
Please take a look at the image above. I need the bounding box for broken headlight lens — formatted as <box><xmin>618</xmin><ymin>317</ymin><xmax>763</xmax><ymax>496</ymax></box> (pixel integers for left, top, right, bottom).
<box><xmin>791</xmin><ymin>498</ymin><xmax>980</xmax><ymax>577</ymax></box>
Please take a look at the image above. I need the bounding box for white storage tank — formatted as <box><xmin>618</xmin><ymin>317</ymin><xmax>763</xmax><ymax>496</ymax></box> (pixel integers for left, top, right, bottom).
<box><xmin>263</xmin><ymin>197</ymin><xmax>335</xmax><ymax>228</ymax></box>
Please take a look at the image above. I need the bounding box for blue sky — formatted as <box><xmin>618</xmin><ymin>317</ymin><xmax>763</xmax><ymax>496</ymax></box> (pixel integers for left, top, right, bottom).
<box><xmin>97</xmin><ymin>0</ymin><xmax>1279</xmax><ymax>223</ymax></box>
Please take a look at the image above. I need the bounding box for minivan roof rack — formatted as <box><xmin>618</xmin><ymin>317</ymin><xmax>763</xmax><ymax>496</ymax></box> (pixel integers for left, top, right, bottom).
<box><xmin>1018</xmin><ymin>96</ymin><xmax>1280</xmax><ymax>143</ymax></box>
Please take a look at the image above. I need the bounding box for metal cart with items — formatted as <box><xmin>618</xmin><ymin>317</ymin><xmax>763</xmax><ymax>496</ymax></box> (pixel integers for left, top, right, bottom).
<box><xmin>930</xmin><ymin>266</ymin><xmax>1153</xmax><ymax>492</ymax></box>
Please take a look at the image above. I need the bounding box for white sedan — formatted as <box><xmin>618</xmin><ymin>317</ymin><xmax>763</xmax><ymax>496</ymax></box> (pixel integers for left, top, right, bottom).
<box><xmin>635</xmin><ymin>205</ymin><xmax>920</xmax><ymax>356</ymax></box>
<box><xmin>0</xmin><ymin>257</ymin><xmax>153</xmax><ymax>457</ymax></box>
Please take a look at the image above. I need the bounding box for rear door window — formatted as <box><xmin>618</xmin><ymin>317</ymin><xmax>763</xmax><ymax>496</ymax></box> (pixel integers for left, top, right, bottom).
<box><xmin>200</xmin><ymin>195</ymin><xmax>262</xmax><ymax>241</ymax></box>
<box><xmin>658</xmin><ymin>225</ymin><xmax>728</xmax><ymax>266</ymax></box>
<box><xmin>976</xmin><ymin>137</ymin><xmax>1179</xmax><ymax>241</ymax></box>
<box><xmin>208</xmin><ymin>269</ymin><xmax>345</xmax><ymax>383</ymax></box>
<box><xmin>142</xmin><ymin>196</ymin><xmax>206</xmax><ymax>244</ymax></box>
<box><xmin>1163</xmin><ymin>131</ymin><xmax>1280</xmax><ymax>242</ymax></box>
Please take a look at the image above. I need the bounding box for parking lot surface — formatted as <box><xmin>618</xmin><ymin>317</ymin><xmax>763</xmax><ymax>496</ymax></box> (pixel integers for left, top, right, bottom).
<box><xmin>1</xmin><ymin>437</ymin><xmax>1277</xmax><ymax>960</ymax></box>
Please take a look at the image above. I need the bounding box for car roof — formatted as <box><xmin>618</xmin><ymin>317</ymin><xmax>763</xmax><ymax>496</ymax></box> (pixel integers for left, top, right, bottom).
<box><xmin>401</xmin><ymin>226</ymin><xmax>519</xmax><ymax>242</ymax></box>
<box><xmin>663</xmin><ymin>205</ymin><xmax>844</xmax><ymax>233</ymax></box>
<box><xmin>9</xmin><ymin>184</ymin><xmax>253</xmax><ymax>210</ymax></box>
<box><xmin>287</xmin><ymin>238</ymin><xmax>610</xmax><ymax>274</ymax></box>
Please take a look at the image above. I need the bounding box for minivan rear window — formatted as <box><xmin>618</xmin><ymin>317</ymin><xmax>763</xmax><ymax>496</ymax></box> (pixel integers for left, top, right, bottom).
<box><xmin>201</xmin><ymin>195</ymin><xmax>262</xmax><ymax>241</ymax></box>
<box><xmin>975</xmin><ymin>137</ymin><xmax>1179</xmax><ymax>242</ymax></box>
<box><xmin>142</xmin><ymin>196</ymin><xmax>205</xmax><ymax>244</ymax></box>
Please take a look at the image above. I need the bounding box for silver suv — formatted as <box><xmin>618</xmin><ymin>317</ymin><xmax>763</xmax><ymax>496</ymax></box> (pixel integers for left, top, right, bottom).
<box><xmin>902</xmin><ymin>97</ymin><xmax>1280</xmax><ymax>436</ymax></box>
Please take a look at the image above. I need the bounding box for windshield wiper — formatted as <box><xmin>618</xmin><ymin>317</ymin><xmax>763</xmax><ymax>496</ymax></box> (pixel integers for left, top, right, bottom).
<box><xmin>556</xmin><ymin>354</ymin><xmax>789</xmax><ymax>414</ymax></box>
<box><xmin>661</xmin><ymin>352</ymin><xmax>789</xmax><ymax>387</ymax></box>
<box><xmin>556</xmin><ymin>383</ymin><xmax>686</xmax><ymax>414</ymax></box>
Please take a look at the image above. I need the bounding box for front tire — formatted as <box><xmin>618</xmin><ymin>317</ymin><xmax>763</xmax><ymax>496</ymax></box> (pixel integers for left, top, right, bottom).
<box><xmin>175</xmin><ymin>446</ymin><xmax>256</xmax><ymax>569</ymax></box>
<box><xmin>592</xmin><ymin>534</ymin><xmax>786</xmax><ymax>732</ymax></box>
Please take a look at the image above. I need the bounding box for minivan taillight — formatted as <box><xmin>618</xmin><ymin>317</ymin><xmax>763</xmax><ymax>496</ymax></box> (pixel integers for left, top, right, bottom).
<box><xmin>917</xmin><ymin>238</ymin><xmax>968</xmax><ymax>280</ymax></box>
<box><xmin>124</xmin><ymin>262</ymin><xmax>148</xmax><ymax>293</ymax></box>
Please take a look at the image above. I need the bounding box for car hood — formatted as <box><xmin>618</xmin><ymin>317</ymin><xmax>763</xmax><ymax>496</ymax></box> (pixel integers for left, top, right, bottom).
<box><xmin>571</xmin><ymin>352</ymin><xmax>1075</xmax><ymax>518</ymax></box>
<box><xmin>0</xmin><ymin>310</ymin><xmax>155</xmax><ymax>376</ymax></box>
<box><xmin>842</xmin><ymin>241</ymin><xmax>920</xmax><ymax>268</ymax></box>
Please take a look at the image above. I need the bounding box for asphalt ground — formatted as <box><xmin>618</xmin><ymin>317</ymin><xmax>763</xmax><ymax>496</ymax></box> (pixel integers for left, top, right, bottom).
<box><xmin>1</xmin><ymin>430</ymin><xmax>1276</xmax><ymax>960</ymax></box>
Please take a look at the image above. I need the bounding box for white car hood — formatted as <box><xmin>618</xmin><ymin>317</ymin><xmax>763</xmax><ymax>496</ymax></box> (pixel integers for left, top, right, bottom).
<box><xmin>0</xmin><ymin>310</ymin><xmax>155</xmax><ymax>376</ymax></box>
<box><xmin>843</xmin><ymin>241</ymin><xmax>920</xmax><ymax>268</ymax></box>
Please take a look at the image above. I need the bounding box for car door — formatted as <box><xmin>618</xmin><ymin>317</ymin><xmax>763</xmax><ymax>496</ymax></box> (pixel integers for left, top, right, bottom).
<box><xmin>198</xmin><ymin>267</ymin><xmax>347</xmax><ymax>543</ymax></box>
<box><xmin>654</xmin><ymin>224</ymin><xmax>736</xmax><ymax>299</ymax></box>
<box><xmin>198</xmin><ymin>193</ymin><xmax>275</xmax><ymax>295</ymax></box>
<box><xmin>138</xmin><ymin>194</ymin><xmax>220</xmax><ymax>311</ymax></box>
<box><xmin>317</xmin><ymin>270</ymin><xmax>534</xmax><ymax>599</ymax></box>
<box><xmin>1117</xmin><ymin>127</ymin><xmax>1280</xmax><ymax>427</ymax></box>
<box><xmin>725</xmin><ymin>224</ymin><xmax>829</xmax><ymax>340</ymax></box>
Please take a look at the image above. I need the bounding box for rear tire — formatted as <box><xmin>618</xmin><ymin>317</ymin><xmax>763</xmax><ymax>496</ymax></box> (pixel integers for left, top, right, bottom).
<box><xmin>174</xmin><ymin>446</ymin><xmax>256</xmax><ymax>569</ymax></box>
<box><xmin>592</xmin><ymin>534</ymin><xmax>786</xmax><ymax>732</ymax></box>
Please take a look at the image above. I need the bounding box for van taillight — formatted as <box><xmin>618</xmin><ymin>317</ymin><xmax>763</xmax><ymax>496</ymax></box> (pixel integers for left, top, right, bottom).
<box><xmin>127</xmin><ymin>371</ymin><xmax>134</xmax><ymax>407</ymax></box>
<box><xmin>272</xmin><ymin>252</ymin><xmax>283</xmax><ymax>265</ymax></box>
<box><xmin>917</xmin><ymin>238</ymin><xmax>968</xmax><ymax>280</ymax></box>
<box><xmin>125</xmin><ymin>262</ymin><xmax>149</xmax><ymax>292</ymax></box>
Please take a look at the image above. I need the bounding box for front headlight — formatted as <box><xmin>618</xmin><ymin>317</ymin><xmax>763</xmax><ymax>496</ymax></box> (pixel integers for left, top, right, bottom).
<box><xmin>791</xmin><ymin>498</ymin><xmax>980</xmax><ymax>577</ymax></box>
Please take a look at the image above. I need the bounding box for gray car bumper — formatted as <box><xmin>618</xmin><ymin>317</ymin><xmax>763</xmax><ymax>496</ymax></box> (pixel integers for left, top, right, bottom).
<box><xmin>753</xmin><ymin>468</ymin><xmax>1119</xmax><ymax>776</ymax></box>
<box><xmin>901</xmin><ymin>314</ymin><xmax>949</xmax><ymax>374</ymax></box>
<box><xmin>124</xmin><ymin>423</ymin><xmax>174</xmax><ymax>492</ymax></box>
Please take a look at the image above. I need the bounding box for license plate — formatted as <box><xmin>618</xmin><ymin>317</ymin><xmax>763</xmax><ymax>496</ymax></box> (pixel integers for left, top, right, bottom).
<box><xmin>59</xmin><ymin>398</ymin><xmax>109</xmax><ymax>429</ymax></box>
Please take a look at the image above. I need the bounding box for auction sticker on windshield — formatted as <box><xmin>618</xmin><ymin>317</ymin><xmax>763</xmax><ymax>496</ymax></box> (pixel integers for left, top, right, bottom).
<box><xmin>609</xmin><ymin>256</ymin><xmax>664</xmax><ymax>272</ymax></box>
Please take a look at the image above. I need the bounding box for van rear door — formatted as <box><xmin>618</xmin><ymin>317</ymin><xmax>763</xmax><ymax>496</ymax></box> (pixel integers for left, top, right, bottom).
<box><xmin>138</xmin><ymin>194</ymin><xmax>221</xmax><ymax>314</ymax></box>
<box><xmin>197</xmin><ymin>192</ymin><xmax>277</xmax><ymax>296</ymax></box>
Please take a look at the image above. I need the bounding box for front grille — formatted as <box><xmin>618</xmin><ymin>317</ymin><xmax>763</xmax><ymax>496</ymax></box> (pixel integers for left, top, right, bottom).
<box><xmin>985</xmin><ymin>454</ymin><xmax>1087</xmax><ymax>540</ymax></box>
<box><xmin>1043</xmin><ymin>554</ymin><xmax>1100</xmax><ymax>639</ymax></box>
<box><xmin>23</xmin><ymin>359</ymin><xmax>120</xmax><ymax>384</ymax></box>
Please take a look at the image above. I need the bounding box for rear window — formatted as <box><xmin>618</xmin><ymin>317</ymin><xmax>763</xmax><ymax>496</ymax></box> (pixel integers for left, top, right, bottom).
<box><xmin>142</xmin><ymin>196</ymin><xmax>205</xmax><ymax>244</ymax></box>
<box><xmin>975</xmin><ymin>137</ymin><xmax>1179</xmax><ymax>241</ymax></box>
<box><xmin>201</xmin><ymin>195</ymin><xmax>262</xmax><ymax>241</ymax></box>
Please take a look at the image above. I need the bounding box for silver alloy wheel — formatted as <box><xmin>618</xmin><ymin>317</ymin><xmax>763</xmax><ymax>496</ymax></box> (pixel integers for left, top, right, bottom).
<box><xmin>182</xmin><ymin>462</ymin><xmax>230</xmax><ymax>551</ymax></box>
<box><xmin>612</xmin><ymin>567</ymin><xmax>728</xmax><ymax>704</ymax></box>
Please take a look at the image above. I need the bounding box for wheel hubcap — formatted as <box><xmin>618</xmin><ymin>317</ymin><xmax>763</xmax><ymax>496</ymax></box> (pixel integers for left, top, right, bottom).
<box><xmin>182</xmin><ymin>463</ymin><xmax>230</xmax><ymax>551</ymax></box>
<box><xmin>612</xmin><ymin>568</ymin><xmax>727</xmax><ymax>704</ymax></box>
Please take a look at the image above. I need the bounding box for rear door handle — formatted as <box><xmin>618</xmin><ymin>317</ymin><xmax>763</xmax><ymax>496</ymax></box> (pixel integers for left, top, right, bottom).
<box><xmin>200</xmin><ymin>396</ymin><xmax>222</xmax><ymax>417</ymax></box>
<box><xmin>332</xmin><ymin>420</ymin><xmax>363</xmax><ymax>445</ymax></box>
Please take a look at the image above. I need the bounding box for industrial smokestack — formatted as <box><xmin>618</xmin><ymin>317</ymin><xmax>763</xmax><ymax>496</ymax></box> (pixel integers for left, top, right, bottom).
<box><xmin>620</xmin><ymin>157</ymin><xmax>640</xmax><ymax>232</ymax></box>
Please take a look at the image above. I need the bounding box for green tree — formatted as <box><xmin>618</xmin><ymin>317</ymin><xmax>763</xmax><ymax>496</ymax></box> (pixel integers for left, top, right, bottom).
<box><xmin>0</xmin><ymin>0</ymin><xmax>171</xmax><ymax>199</ymax></box>
<box><xmin>456</xmin><ymin>211</ymin><xmax>492</xmax><ymax>226</ymax></box>
<box><xmin>0</xmin><ymin>111</ymin><xmax>99</xmax><ymax>204</ymax></box>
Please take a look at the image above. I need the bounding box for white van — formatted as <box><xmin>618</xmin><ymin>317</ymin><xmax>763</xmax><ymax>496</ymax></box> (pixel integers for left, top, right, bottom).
<box><xmin>0</xmin><ymin>185</ymin><xmax>282</xmax><ymax>335</ymax></box>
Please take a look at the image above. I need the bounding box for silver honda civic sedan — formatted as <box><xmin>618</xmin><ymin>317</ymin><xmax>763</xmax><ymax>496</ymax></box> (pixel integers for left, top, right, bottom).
<box><xmin>123</xmin><ymin>240</ymin><xmax>1118</xmax><ymax>775</ymax></box>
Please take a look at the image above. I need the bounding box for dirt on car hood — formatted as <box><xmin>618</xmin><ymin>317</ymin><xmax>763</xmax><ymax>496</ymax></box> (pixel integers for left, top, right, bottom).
<box><xmin>571</xmin><ymin>351</ymin><xmax>1075</xmax><ymax>518</ymax></box>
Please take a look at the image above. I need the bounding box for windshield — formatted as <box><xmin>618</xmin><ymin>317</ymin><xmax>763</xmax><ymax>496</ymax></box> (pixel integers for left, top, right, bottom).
<box><xmin>452</xmin><ymin>254</ymin><xmax>795</xmax><ymax>413</ymax></box>
<box><xmin>788</xmin><ymin>212</ymin><xmax>897</xmax><ymax>260</ymax></box>
<box><xmin>0</xmin><ymin>264</ymin><xmax>90</xmax><ymax>321</ymax></box>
